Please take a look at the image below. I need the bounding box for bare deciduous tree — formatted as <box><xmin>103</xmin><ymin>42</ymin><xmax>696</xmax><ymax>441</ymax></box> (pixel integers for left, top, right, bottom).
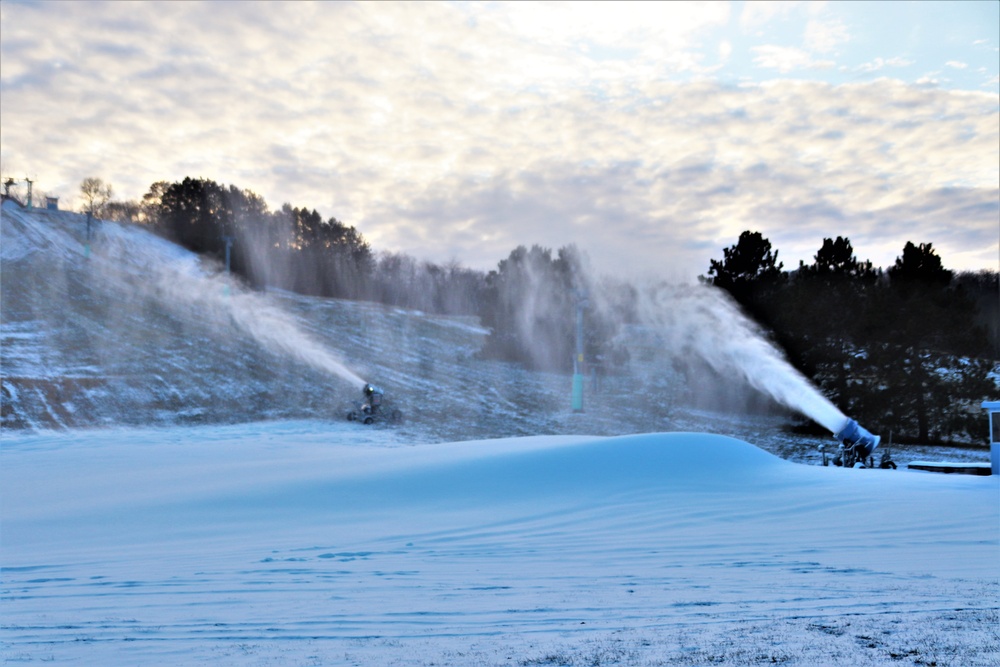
<box><xmin>79</xmin><ymin>177</ymin><xmax>113</xmax><ymax>217</ymax></box>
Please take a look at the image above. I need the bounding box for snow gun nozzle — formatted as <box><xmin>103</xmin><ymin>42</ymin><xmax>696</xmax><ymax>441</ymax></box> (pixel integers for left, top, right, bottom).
<box><xmin>834</xmin><ymin>418</ymin><xmax>880</xmax><ymax>459</ymax></box>
<box><xmin>362</xmin><ymin>382</ymin><xmax>384</xmax><ymax>397</ymax></box>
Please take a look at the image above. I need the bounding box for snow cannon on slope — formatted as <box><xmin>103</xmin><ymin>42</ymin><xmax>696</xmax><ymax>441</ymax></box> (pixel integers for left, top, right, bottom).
<box><xmin>346</xmin><ymin>382</ymin><xmax>404</xmax><ymax>425</ymax></box>
<box><xmin>827</xmin><ymin>418</ymin><xmax>895</xmax><ymax>469</ymax></box>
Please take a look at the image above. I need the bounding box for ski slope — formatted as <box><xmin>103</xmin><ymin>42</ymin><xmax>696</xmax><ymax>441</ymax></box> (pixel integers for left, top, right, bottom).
<box><xmin>2</xmin><ymin>201</ymin><xmax>988</xmax><ymax>466</ymax></box>
<box><xmin>2</xmin><ymin>423</ymin><xmax>998</xmax><ymax>666</ymax></box>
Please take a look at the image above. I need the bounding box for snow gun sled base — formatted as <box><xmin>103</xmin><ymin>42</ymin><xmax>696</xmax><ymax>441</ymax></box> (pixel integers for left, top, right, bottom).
<box><xmin>821</xmin><ymin>418</ymin><xmax>897</xmax><ymax>469</ymax></box>
<box><xmin>346</xmin><ymin>383</ymin><xmax>404</xmax><ymax>425</ymax></box>
<box><xmin>346</xmin><ymin>397</ymin><xmax>404</xmax><ymax>425</ymax></box>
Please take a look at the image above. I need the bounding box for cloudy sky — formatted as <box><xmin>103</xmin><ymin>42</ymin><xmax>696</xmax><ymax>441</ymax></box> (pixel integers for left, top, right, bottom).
<box><xmin>2</xmin><ymin>1</ymin><xmax>997</xmax><ymax>279</ymax></box>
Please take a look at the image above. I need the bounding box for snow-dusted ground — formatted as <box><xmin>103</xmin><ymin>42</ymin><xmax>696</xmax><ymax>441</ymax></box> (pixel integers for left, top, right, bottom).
<box><xmin>2</xmin><ymin>422</ymin><xmax>998</xmax><ymax>666</ymax></box>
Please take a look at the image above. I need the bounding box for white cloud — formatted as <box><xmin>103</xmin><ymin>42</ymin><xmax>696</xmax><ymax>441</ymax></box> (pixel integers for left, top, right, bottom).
<box><xmin>855</xmin><ymin>57</ymin><xmax>915</xmax><ymax>73</ymax></box>
<box><xmin>946</xmin><ymin>60</ymin><xmax>969</xmax><ymax>69</ymax></box>
<box><xmin>739</xmin><ymin>1</ymin><xmax>802</xmax><ymax>32</ymax></box>
<box><xmin>751</xmin><ymin>45</ymin><xmax>834</xmax><ymax>73</ymax></box>
<box><xmin>803</xmin><ymin>17</ymin><xmax>850</xmax><ymax>54</ymax></box>
<box><xmin>1</xmin><ymin>1</ymin><xmax>997</xmax><ymax>278</ymax></box>
<box><xmin>480</xmin><ymin>0</ymin><xmax>729</xmax><ymax>80</ymax></box>
<box><xmin>503</xmin><ymin>0</ymin><xmax>728</xmax><ymax>46</ymax></box>
<box><xmin>718</xmin><ymin>40</ymin><xmax>733</xmax><ymax>62</ymax></box>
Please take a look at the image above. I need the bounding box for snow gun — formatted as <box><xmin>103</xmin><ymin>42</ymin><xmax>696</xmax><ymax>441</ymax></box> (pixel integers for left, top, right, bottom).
<box><xmin>346</xmin><ymin>383</ymin><xmax>404</xmax><ymax>425</ymax></box>
<box><xmin>834</xmin><ymin>418</ymin><xmax>880</xmax><ymax>460</ymax></box>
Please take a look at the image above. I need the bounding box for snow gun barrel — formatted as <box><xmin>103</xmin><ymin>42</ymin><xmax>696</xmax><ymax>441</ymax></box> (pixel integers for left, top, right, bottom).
<box><xmin>834</xmin><ymin>418</ymin><xmax>880</xmax><ymax>459</ymax></box>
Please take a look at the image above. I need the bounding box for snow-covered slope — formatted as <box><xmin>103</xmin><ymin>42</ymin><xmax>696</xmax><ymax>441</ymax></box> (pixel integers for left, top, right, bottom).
<box><xmin>1</xmin><ymin>201</ymin><xmax>669</xmax><ymax>440</ymax></box>
<box><xmin>2</xmin><ymin>424</ymin><xmax>997</xmax><ymax>665</ymax></box>
<box><xmin>2</xmin><ymin>201</ymin><xmax>338</xmax><ymax>427</ymax></box>
<box><xmin>0</xmin><ymin>201</ymin><xmax>801</xmax><ymax>448</ymax></box>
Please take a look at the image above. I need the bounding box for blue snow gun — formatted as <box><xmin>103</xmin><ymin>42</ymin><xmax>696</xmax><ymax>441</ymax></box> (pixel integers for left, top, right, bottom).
<box><xmin>834</xmin><ymin>418</ymin><xmax>881</xmax><ymax>459</ymax></box>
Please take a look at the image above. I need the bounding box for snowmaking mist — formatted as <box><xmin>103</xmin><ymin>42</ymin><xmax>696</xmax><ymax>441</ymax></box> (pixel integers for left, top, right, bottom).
<box><xmin>0</xmin><ymin>201</ymin><xmax>367</xmax><ymax>411</ymax></box>
<box><xmin>91</xmin><ymin>224</ymin><xmax>367</xmax><ymax>389</ymax></box>
<box><xmin>594</xmin><ymin>279</ymin><xmax>849</xmax><ymax>435</ymax></box>
<box><xmin>468</xmin><ymin>244</ymin><xmax>849</xmax><ymax>436</ymax></box>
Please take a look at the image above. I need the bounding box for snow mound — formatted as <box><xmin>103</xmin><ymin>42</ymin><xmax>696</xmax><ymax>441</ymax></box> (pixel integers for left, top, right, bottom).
<box><xmin>326</xmin><ymin>432</ymin><xmax>789</xmax><ymax>505</ymax></box>
<box><xmin>2</xmin><ymin>424</ymin><xmax>997</xmax><ymax>666</ymax></box>
<box><xmin>180</xmin><ymin>432</ymin><xmax>792</xmax><ymax>528</ymax></box>
<box><xmin>2</xmin><ymin>431</ymin><xmax>788</xmax><ymax>543</ymax></box>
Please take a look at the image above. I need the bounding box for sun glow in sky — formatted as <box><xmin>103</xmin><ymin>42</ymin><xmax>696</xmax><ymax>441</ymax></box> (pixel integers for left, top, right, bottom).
<box><xmin>1</xmin><ymin>0</ymin><xmax>997</xmax><ymax>278</ymax></box>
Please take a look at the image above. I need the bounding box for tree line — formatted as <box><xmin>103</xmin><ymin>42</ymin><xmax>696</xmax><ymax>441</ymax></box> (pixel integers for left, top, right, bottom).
<box><xmin>89</xmin><ymin>177</ymin><xmax>997</xmax><ymax>444</ymax></box>
<box><xmin>96</xmin><ymin>176</ymin><xmax>485</xmax><ymax>314</ymax></box>
<box><xmin>702</xmin><ymin>231</ymin><xmax>997</xmax><ymax>444</ymax></box>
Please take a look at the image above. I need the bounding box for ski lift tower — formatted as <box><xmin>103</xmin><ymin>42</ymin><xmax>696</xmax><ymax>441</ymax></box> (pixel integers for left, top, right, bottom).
<box><xmin>222</xmin><ymin>235</ymin><xmax>235</xmax><ymax>297</ymax></box>
<box><xmin>572</xmin><ymin>289</ymin><xmax>588</xmax><ymax>413</ymax></box>
<box><xmin>982</xmin><ymin>401</ymin><xmax>1000</xmax><ymax>475</ymax></box>
<box><xmin>223</xmin><ymin>235</ymin><xmax>235</xmax><ymax>274</ymax></box>
<box><xmin>85</xmin><ymin>211</ymin><xmax>93</xmax><ymax>258</ymax></box>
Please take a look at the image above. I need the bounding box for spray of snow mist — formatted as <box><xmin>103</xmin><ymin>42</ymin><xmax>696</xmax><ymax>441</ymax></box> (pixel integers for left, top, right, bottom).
<box><xmin>93</xmin><ymin>222</ymin><xmax>367</xmax><ymax>389</ymax></box>
<box><xmin>612</xmin><ymin>281</ymin><xmax>848</xmax><ymax>434</ymax></box>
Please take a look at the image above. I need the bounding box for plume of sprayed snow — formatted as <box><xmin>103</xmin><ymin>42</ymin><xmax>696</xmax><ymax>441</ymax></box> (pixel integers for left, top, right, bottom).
<box><xmin>599</xmin><ymin>280</ymin><xmax>849</xmax><ymax>434</ymax></box>
<box><xmin>224</xmin><ymin>290</ymin><xmax>367</xmax><ymax>388</ymax></box>
<box><xmin>513</xmin><ymin>256</ymin><xmax>566</xmax><ymax>373</ymax></box>
<box><xmin>94</xmin><ymin>222</ymin><xmax>367</xmax><ymax>389</ymax></box>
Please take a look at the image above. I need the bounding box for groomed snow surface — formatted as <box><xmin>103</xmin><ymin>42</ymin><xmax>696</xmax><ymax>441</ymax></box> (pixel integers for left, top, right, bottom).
<box><xmin>2</xmin><ymin>422</ymin><xmax>998</xmax><ymax>666</ymax></box>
